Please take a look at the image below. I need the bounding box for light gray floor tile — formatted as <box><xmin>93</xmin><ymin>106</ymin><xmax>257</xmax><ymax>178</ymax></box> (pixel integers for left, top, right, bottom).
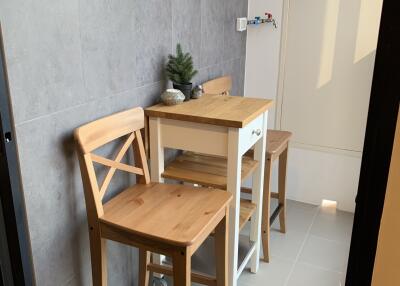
<box><xmin>238</xmin><ymin>257</ymin><xmax>294</xmax><ymax>286</ymax></box>
<box><xmin>269</xmin><ymin>229</ymin><xmax>308</xmax><ymax>261</ymax></box>
<box><xmin>298</xmin><ymin>235</ymin><xmax>350</xmax><ymax>273</ymax></box>
<box><xmin>310</xmin><ymin>208</ymin><xmax>354</xmax><ymax>243</ymax></box>
<box><xmin>272</xmin><ymin>200</ymin><xmax>319</xmax><ymax>233</ymax></box>
<box><xmin>222</xmin><ymin>200</ymin><xmax>352</xmax><ymax>286</ymax></box>
<box><xmin>286</xmin><ymin>263</ymin><xmax>344</xmax><ymax>286</ymax></box>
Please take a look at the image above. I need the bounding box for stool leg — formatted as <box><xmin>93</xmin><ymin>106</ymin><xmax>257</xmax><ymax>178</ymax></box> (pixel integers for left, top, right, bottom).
<box><xmin>89</xmin><ymin>230</ymin><xmax>107</xmax><ymax>286</ymax></box>
<box><xmin>215</xmin><ymin>208</ymin><xmax>229</xmax><ymax>286</ymax></box>
<box><xmin>172</xmin><ymin>248</ymin><xmax>191</xmax><ymax>286</ymax></box>
<box><xmin>139</xmin><ymin>249</ymin><xmax>150</xmax><ymax>286</ymax></box>
<box><xmin>262</xmin><ymin>158</ymin><xmax>273</xmax><ymax>262</ymax></box>
<box><xmin>278</xmin><ymin>146</ymin><xmax>288</xmax><ymax>234</ymax></box>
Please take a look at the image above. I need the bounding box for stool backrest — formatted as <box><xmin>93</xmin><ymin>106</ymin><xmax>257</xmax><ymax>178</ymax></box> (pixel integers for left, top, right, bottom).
<box><xmin>75</xmin><ymin>107</ymin><xmax>150</xmax><ymax>218</ymax></box>
<box><xmin>202</xmin><ymin>76</ymin><xmax>232</xmax><ymax>95</ymax></box>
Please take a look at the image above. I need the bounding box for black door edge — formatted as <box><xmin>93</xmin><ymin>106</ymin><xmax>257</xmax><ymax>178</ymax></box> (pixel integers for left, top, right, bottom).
<box><xmin>345</xmin><ymin>0</ymin><xmax>400</xmax><ymax>284</ymax></box>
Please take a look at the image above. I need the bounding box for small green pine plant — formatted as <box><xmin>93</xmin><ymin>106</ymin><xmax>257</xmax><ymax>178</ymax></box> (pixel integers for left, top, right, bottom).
<box><xmin>166</xmin><ymin>44</ymin><xmax>198</xmax><ymax>84</ymax></box>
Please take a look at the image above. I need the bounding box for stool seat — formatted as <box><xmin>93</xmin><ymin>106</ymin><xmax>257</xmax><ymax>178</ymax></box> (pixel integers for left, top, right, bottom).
<box><xmin>100</xmin><ymin>182</ymin><xmax>231</xmax><ymax>246</ymax></box>
<box><xmin>162</xmin><ymin>153</ymin><xmax>258</xmax><ymax>232</ymax></box>
<box><xmin>245</xmin><ymin>130</ymin><xmax>292</xmax><ymax>158</ymax></box>
<box><xmin>266</xmin><ymin>130</ymin><xmax>292</xmax><ymax>155</ymax></box>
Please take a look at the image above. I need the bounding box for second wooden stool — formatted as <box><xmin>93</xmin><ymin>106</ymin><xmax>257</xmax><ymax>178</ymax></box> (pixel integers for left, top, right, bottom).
<box><xmin>244</xmin><ymin>130</ymin><xmax>292</xmax><ymax>262</ymax></box>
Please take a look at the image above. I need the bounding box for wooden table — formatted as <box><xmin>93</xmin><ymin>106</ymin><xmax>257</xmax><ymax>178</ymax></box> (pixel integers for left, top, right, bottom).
<box><xmin>145</xmin><ymin>95</ymin><xmax>273</xmax><ymax>286</ymax></box>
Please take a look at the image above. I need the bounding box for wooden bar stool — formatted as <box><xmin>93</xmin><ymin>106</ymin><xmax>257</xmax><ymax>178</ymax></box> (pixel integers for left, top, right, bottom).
<box><xmin>75</xmin><ymin>107</ymin><xmax>232</xmax><ymax>286</ymax></box>
<box><xmin>161</xmin><ymin>76</ymin><xmax>292</xmax><ymax>263</ymax></box>
<box><xmin>244</xmin><ymin>130</ymin><xmax>292</xmax><ymax>262</ymax></box>
<box><xmin>202</xmin><ymin>76</ymin><xmax>232</xmax><ymax>95</ymax></box>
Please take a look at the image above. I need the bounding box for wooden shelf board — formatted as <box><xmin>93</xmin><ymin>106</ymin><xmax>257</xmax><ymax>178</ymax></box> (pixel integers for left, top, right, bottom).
<box><xmin>162</xmin><ymin>152</ymin><xmax>259</xmax><ymax>190</ymax></box>
<box><xmin>239</xmin><ymin>199</ymin><xmax>256</xmax><ymax>232</ymax></box>
<box><xmin>209</xmin><ymin>200</ymin><xmax>255</xmax><ymax>235</ymax></box>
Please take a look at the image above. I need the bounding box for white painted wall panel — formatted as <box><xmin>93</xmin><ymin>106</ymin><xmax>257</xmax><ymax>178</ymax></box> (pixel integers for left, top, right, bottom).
<box><xmin>285</xmin><ymin>148</ymin><xmax>361</xmax><ymax>212</ymax></box>
<box><xmin>245</xmin><ymin>0</ymin><xmax>383</xmax><ymax>212</ymax></box>
<box><xmin>281</xmin><ymin>0</ymin><xmax>382</xmax><ymax>152</ymax></box>
<box><xmin>245</xmin><ymin>0</ymin><xmax>285</xmax><ymax>128</ymax></box>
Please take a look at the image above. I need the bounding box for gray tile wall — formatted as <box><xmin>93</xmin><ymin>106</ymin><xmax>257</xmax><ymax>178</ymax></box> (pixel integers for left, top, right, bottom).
<box><xmin>0</xmin><ymin>0</ymin><xmax>247</xmax><ymax>285</ymax></box>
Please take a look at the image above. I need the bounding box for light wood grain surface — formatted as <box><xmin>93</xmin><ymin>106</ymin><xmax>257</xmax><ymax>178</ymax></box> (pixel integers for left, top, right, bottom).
<box><xmin>245</xmin><ymin>130</ymin><xmax>292</xmax><ymax>157</ymax></box>
<box><xmin>162</xmin><ymin>151</ymin><xmax>258</xmax><ymax>189</ymax></box>
<box><xmin>145</xmin><ymin>94</ymin><xmax>273</xmax><ymax>128</ymax></box>
<box><xmin>75</xmin><ymin>107</ymin><xmax>145</xmax><ymax>153</ymax></box>
<box><xmin>265</xmin><ymin>130</ymin><xmax>292</xmax><ymax>154</ymax></box>
<box><xmin>239</xmin><ymin>200</ymin><xmax>256</xmax><ymax>232</ymax></box>
<box><xmin>202</xmin><ymin>76</ymin><xmax>232</xmax><ymax>96</ymax></box>
<box><xmin>100</xmin><ymin>182</ymin><xmax>232</xmax><ymax>246</ymax></box>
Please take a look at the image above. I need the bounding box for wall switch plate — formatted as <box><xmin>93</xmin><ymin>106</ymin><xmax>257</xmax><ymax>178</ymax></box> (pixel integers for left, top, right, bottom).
<box><xmin>236</xmin><ymin>17</ymin><xmax>247</xmax><ymax>32</ymax></box>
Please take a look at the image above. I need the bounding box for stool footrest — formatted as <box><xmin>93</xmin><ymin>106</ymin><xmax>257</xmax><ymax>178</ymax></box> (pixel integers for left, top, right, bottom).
<box><xmin>270</xmin><ymin>203</ymin><xmax>284</xmax><ymax>225</ymax></box>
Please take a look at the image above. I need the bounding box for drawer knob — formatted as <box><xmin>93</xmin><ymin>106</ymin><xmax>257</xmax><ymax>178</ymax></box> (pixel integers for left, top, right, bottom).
<box><xmin>252</xmin><ymin>129</ymin><xmax>262</xmax><ymax>136</ymax></box>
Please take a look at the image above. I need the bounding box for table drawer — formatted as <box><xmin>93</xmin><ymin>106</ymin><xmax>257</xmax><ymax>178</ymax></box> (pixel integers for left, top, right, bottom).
<box><xmin>239</xmin><ymin>113</ymin><xmax>264</xmax><ymax>155</ymax></box>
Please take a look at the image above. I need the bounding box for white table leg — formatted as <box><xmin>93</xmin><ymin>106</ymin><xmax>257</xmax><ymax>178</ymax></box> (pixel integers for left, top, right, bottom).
<box><xmin>149</xmin><ymin>117</ymin><xmax>166</xmax><ymax>276</ymax></box>
<box><xmin>250</xmin><ymin>112</ymin><xmax>268</xmax><ymax>273</ymax></box>
<box><xmin>227</xmin><ymin>128</ymin><xmax>242</xmax><ymax>286</ymax></box>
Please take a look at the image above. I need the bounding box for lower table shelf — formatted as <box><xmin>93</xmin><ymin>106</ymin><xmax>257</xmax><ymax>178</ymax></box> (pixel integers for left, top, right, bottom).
<box><xmin>239</xmin><ymin>199</ymin><xmax>256</xmax><ymax>232</ymax></box>
<box><xmin>162</xmin><ymin>151</ymin><xmax>259</xmax><ymax>190</ymax></box>
<box><xmin>209</xmin><ymin>199</ymin><xmax>256</xmax><ymax>237</ymax></box>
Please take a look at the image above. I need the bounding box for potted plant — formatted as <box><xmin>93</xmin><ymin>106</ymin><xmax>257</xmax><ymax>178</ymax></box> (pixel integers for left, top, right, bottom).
<box><xmin>166</xmin><ymin>43</ymin><xmax>198</xmax><ymax>101</ymax></box>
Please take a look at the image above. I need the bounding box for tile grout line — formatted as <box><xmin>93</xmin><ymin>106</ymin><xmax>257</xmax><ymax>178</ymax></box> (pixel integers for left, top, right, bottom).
<box><xmin>283</xmin><ymin>206</ymin><xmax>321</xmax><ymax>286</ymax></box>
<box><xmin>76</xmin><ymin>0</ymin><xmax>87</xmax><ymax>103</ymax></box>
<box><xmin>60</xmin><ymin>270</ymin><xmax>77</xmax><ymax>286</ymax></box>
<box><xmin>299</xmin><ymin>261</ymin><xmax>345</xmax><ymax>275</ymax></box>
<box><xmin>306</xmin><ymin>232</ymin><xmax>352</xmax><ymax>246</ymax></box>
<box><xmin>15</xmin><ymin>80</ymin><xmax>165</xmax><ymax>127</ymax></box>
<box><xmin>15</xmin><ymin>59</ymin><xmax>238</xmax><ymax>128</ymax></box>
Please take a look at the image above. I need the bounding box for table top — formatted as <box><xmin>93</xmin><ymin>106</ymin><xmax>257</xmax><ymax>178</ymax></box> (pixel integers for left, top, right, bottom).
<box><xmin>144</xmin><ymin>94</ymin><xmax>273</xmax><ymax>128</ymax></box>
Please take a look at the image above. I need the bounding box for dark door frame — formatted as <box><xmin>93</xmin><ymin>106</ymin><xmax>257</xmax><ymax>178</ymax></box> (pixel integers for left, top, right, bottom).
<box><xmin>0</xmin><ymin>23</ymin><xmax>35</xmax><ymax>285</ymax></box>
<box><xmin>346</xmin><ymin>0</ymin><xmax>400</xmax><ymax>285</ymax></box>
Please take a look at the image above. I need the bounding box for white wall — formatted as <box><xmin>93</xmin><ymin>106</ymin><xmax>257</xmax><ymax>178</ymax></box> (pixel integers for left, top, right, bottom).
<box><xmin>245</xmin><ymin>0</ymin><xmax>383</xmax><ymax>212</ymax></box>
<box><xmin>285</xmin><ymin>149</ymin><xmax>362</xmax><ymax>212</ymax></box>
<box><xmin>244</xmin><ymin>0</ymin><xmax>285</xmax><ymax>128</ymax></box>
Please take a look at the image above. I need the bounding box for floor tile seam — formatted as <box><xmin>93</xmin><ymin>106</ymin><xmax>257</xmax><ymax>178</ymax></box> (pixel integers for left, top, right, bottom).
<box><xmin>283</xmin><ymin>206</ymin><xmax>320</xmax><ymax>286</ymax></box>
